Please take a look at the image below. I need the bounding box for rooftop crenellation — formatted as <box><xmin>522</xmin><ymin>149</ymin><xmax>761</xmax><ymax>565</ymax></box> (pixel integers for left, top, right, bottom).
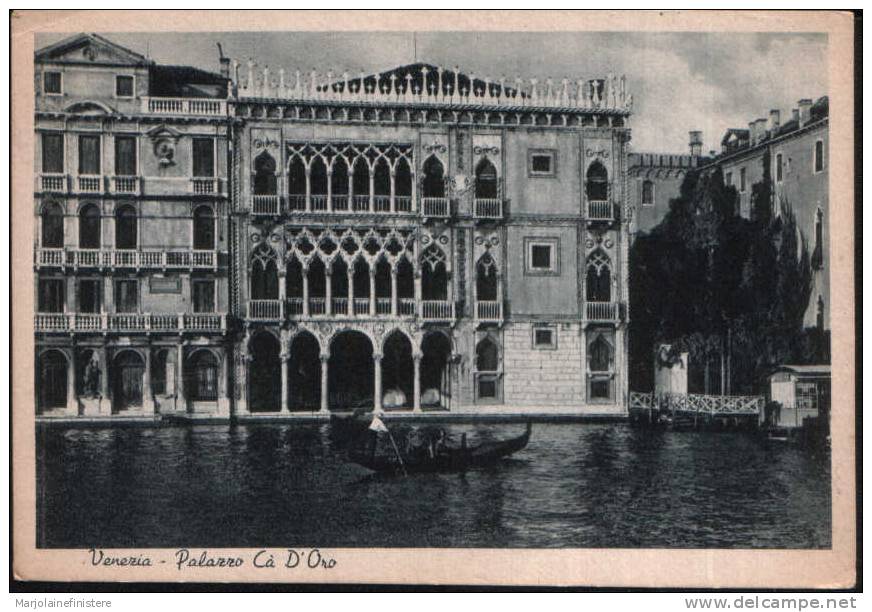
<box><xmin>231</xmin><ymin>60</ymin><xmax>632</xmax><ymax>113</ymax></box>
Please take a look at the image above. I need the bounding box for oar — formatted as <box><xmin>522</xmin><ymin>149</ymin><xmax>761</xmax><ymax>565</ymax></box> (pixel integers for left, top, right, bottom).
<box><xmin>385</xmin><ymin>426</ymin><xmax>409</xmax><ymax>477</ymax></box>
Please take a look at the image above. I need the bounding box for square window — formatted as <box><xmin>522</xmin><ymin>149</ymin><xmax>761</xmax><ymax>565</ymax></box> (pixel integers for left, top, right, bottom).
<box><xmin>38</xmin><ymin>278</ymin><xmax>65</xmax><ymax>313</ymax></box>
<box><xmin>531</xmin><ymin>245</ymin><xmax>551</xmax><ymax>269</ymax></box>
<box><xmin>529</xmin><ymin>150</ymin><xmax>556</xmax><ymax>176</ymax></box>
<box><xmin>115</xmin><ymin>75</ymin><xmax>134</xmax><ymax>97</ymax></box>
<box><xmin>533</xmin><ymin>326</ymin><xmax>557</xmax><ymax>349</ymax></box>
<box><xmin>590</xmin><ymin>379</ymin><xmax>611</xmax><ymax>400</ymax></box>
<box><xmin>41</xmin><ymin>133</ymin><xmax>64</xmax><ymax>173</ymax></box>
<box><xmin>193</xmin><ymin>138</ymin><xmax>215</xmax><ymax>177</ymax></box>
<box><xmin>43</xmin><ymin>72</ymin><xmax>62</xmax><ymax>95</ymax></box>
<box><xmin>525</xmin><ymin>237</ymin><xmax>560</xmax><ymax>275</ymax></box>
<box><xmin>478</xmin><ymin>379</ymin><xmax>497</xmax><ymax>399</ymax></box>
<box><xmin>115</xmin><ymin>135</ymin><xmax>137</xmax><ymax>176</ymax></box>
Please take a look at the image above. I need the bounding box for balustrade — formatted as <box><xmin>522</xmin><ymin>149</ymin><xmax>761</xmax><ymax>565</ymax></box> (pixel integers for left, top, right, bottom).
<box><xmin>286</xmin><ymin>297</ymin><xmax>304</xmax><ymax>315</ymax></box>
<box><xmin>248</xmin><ymin>299</ymin><xmax>282</xmax><ymax>320</ymax></box>
<box><xmin>586</xmin><ymin>200</ymin><xmax>615</xmax><ymax>222</ymax></box>
<box><xmin>191</xmin><ymin>178</ymin><xmax>220</xmax><ymax>195</ymax></box>
<box><xmin>34</xmin><ymin>247</ymin><xmax>217</xmax><ymax>270</ymax></box>
<box><xmin>112</xmin><ymin>176</ymin><xmax>140</xmax><ymax>194</ymax></box>
<box><xmin>143</xmin><ymin>97</ymin><xmax>226</xmax><ymax>116</ymax></box>
<box><xmin>77</xmin><ymin>175</ymin><xmax>103</xmax><ymax>193</ymax></box>
<box><xmin>35</xmin><ymin>313</ymin><xmax>227</xmax><ymax>333</ymax></box>
<box><xmin>586</xmin><ymin>301</ymin><xmax>618</xmax><ymax>322</ymax></box>
<box><xmin>375</xmin><ymin>297</ymin><xmax>392</xmax><ymax>315</ymax></box>
<box><xmin>353</xmin><ymin>298</ymin><xmax>370</xmax><ymax>316</ymax></box>
<box><xmin>40</xmin><ymin>174</ymin><xmax>67</xmax><ymax>193</ymax></box>
<box><xmin>476</xmin><ymin>300</ymin><xmax>502</xmax><ymax>322</ymax></box>
<box><xmin>251</xmin><ymin>195</ymin><xmax>281</xmax><ymax>216</ymax></box>
<box><xmin>421</xmin><ymin>300</ymin><xmax>454</xmax><ymax>321</ymax></box>
<box><xmin>309</xmin><ymin>297</ymin><xmax>327</xmax><ymax>315</ymax></box>
<box><xmin>422</xmin><ymin>197</ymin><xmax>449</xmax><ymax>218</ymax></box>
<box><xmin>474</xmin><ymin>198</ymin><xmax>503</xmax><ymax>220</ymax></box>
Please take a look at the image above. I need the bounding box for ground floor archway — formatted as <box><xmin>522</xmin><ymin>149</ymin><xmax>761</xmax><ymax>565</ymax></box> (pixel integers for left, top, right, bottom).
<box><xmin>249</xmin><ymin>332</ymin><xmax>281</xmax><ymax>412</ymax></box>
<box><xmin>38</xmin><ymin>349</ymin><xmax>69</xmax><ymax>412</ymax></box>
<box><xmin>112</xmin><ymin>350</ymin><xmax>145</xmax><ymax>413</ymax></box>
<box><xmin>328</xmin><ymin>330</ymin><xmax>374</xmax><ymax>411</ymax></box>
<box><xmin>382</xmin><ymin>331</ymin><xmax>413</xmax><ymax>409</ymax></box>
<box><xmin>421</xmin><ymin>331</ymin><xmax>452</xmax><ymax>410</ymax></box>
<box><xmin>289</xmin><ymin>331</ymin><xmax>321</xmax><ymax>411</ymax></box>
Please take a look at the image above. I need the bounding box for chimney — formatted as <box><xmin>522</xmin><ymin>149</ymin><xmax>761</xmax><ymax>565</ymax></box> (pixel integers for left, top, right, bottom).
<box><xmin>756</xmin><ymin>118</ymin><xmax>768</xmax><ymax>142</ymax></box>
<box><xmin>769</xmin><ymin>109</ymin><xmax>780</xmax><ymax>132</ymax></box>
<box><xmin>798</xmin><ymin>98</ymin><xmax>813</xmax><ymax>126</ymax></box>
<box><xmin>688</xmin><ymin>130</ymin><xmax>703</xmax><ymax>156</ymax></box>
<box><xmin>217</xmin><ymin>42</ymin><xmax>230</xmax><ymax>79</ymax></box>
<box><xmin>748</xmin><ymin>121</ymin><xmax>756</xmax><ymax>144</ymax></box>
<box><xmin>792</xmin><ymin>108</ymin><xmax>800</xmax><ymax>123</ymax></box>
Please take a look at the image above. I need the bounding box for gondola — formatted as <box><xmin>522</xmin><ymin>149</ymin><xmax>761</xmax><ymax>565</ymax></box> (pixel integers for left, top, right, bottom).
<box><xmin>348</xmin><ymin>422</ymin><xmax>532</xmax><ymax>474</ymax></box>
<box><xmin>328</xmin><ymin>407</ymin><xmax>372</xmax><ymax>442</ymax></box>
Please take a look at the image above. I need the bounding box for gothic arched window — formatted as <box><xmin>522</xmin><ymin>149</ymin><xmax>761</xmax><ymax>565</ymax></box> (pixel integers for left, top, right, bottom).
<box><xmin>476</xmin><ymin>252</ymin><xmax>498</xmax><ymax>301</ymax></box>
<box><xmin>253</xmin><ymin>151</ymin><xmax>277</xmax><ymax>195</ymax></box>
<box><xmin>586</xmin><ymin>161</ymin><xmax>609</xmax><ymax>201</ymax></box>
<box><xmin>476</xmin><ymin>337</ymin><xmax>499</xmax><ymax>372</ymax></box>
<box><xmin>474</xmin><ymin>158</ymin><xmax>498</xmax><ymax>199</ymax></box>
<box><xmin>422</xmin><ymin>155</ymin><xmax>445</xmax><ymax>198</ymax></box>
<box><xmin>585</xmin><ymin>250</ymin><xmax>612</xmax><ymax>302</ymax></box>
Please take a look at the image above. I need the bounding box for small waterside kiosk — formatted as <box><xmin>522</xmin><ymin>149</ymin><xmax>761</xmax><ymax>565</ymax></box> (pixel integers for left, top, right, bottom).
<box><xmin>766</xmin><ymin>364</ymin><xmax>831</xmax><ymax>433</ymax></box>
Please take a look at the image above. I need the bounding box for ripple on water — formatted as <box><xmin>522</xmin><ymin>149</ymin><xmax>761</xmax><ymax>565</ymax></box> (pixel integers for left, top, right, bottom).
<box><xmin>36</xmin><ymin>422</ymin><xmax>831</xmax><ymax>549</ymax></box>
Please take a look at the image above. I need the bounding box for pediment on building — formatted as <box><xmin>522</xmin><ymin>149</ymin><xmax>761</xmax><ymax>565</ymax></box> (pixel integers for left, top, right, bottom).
<box><xmin>64</xmin><ymin>100</ymin><xmax>114</xmax><ymax>115</ymax></box>
<box><xmin>35</xmin><ymin>33</ymin><xmax>152</xmax><ymax>67</ymax></box>
<box><xmin>145</xmin><ymin>124</ymin><xmax>183</xmax><ymax>140</ymax></box>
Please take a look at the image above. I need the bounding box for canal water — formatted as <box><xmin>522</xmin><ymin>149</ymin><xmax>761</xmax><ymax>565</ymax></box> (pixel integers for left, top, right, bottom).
<box><xmin>36</xmin><ymin>422</ymin><xmax>831</xmax><ymax>549</ymax></box>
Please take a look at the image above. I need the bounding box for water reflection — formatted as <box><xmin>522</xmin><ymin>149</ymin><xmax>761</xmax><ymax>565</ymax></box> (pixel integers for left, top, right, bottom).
<box><xmin>36</xmin><ymin>423</ymin><xmax>830</xmax><ymax>549</ymax></box>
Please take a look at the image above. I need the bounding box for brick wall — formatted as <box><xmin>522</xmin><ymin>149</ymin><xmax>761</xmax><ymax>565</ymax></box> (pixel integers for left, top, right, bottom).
<box><xmin>502</xmin><ymin>322</ymin><xmax>584</xmax><ymax>405</ymax></box>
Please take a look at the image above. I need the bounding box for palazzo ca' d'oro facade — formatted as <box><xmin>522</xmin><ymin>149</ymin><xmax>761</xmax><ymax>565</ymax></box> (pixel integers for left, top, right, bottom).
<box><xmin>33</xmin><ymin>33</ymin><xmax>633</xmax><ymax>420</ymax></box>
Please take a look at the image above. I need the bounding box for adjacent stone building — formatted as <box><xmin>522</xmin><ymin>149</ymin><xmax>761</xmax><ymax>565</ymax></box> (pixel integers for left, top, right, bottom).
<box><xmin>33</xmin><ymin>34</ymin><xmax>635</xmax><ymax>419</ymax></box>
<box><xmin>628</xmin><ymin>98</ymin><xmax>829</xmax><ymax>334</ymax></box>
<box><xmin>33</xmin><ymin>34</ymin><xmax>232</xmax><ymax>417</ymax></box>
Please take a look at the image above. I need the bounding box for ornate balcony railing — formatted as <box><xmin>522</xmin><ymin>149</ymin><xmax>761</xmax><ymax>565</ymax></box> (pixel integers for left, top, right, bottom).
<box><xmin>77</xmin><ymin>175</ymin><xmax>103</xmax><ymax>193</ymax></box>
<box><xmin>40</xmin><ymin>173</ymin><xmax>68</xmax><ymax>193</ymax></box>
<box><xmin>287</xmin><ymin>194</ymin><xmax>307</xmax><ymax>211</ymax></box>
<box><xmin>35</xmin><ymin>313</ymin><xmax>227</xmax><ymax>333</ymax></box>
<box><xmin>586</xmin><ymin>301</ymin><xmax>619</xmax><ymax>322</ymax></box>
<box><xmin>143</xmin><ymin>97</ymin><xmax>226</xmax><ymax>116</ymax></box>
<box><xmin>192</xmin><ymin>177</ymin><xmax>222</xmax><ymax>195</ymax></box>
<box><xmin>395</xmin><ymin>196</ymin><xmax>413</xmax><ymax>213</ymax></box>
<box><xmin>474</xmin><ymin>198</ymin><xmax>503</xmax><ymax>220</ymax></box>
<box><xmin>309</xmin><ymin>297</ymin><xmax>327</xmax><ymax>315</ymax></box>
<box><xmin>111</xmin><ymin>176</ymin><xmax>140</xmax><ymax>194</ymax></box>
<box><xmin>376</xmin><ymin>297</ymin><xmax>392</xmax><ymax>315</ymax></box>
<box><xmin>352</xmin><ymin>195</ymin><xmax>370</xmax><ymax>212</ymax></box>
<box><xmin>399</xmin><ymin>298</ymin><xmax>416</xmax><ymax>316</ymax></box>
<box><xmin>586</xmin><ymin>200</ymin><xmax>616</xmax><ymax>222</ymax></box>
<box><xmin>34</xmin><ymin>248</ymin><xmax>218</xmax><ymax>271</ymax></box>
<box><xmin>373</xmin><ymin>195</ymin><xmax>391</xmax><ymax>212</ymax></box>
<box><xmin>252</xmin><ymin>195</ymin><xmax>281</xmax><ymax>216</ymax></box>
<box><xmin>331</xmin><ymin>195</ymin><xmax>350</xmax><ymax>211</ymax></box>
<box><xmin>331</xmin><ymin>297</ymin><xmax>349</xmax><ymax>315</ymax></box>
<box><xmin>248</xmin><ymin>299</ymin><xmax>282</xmax><ymax>320</ymax></box>
<box><xmin>353</xmin><ymin>298</ymin><xmax>370</xmax><ymax>316</ymax></box>
<box><xmin>476</xmin><ymin>300</ymin><xmax>502</xmax><ymax>322</ymax></box>
<box><xmin>286</xmin><ymin>297</ymin><xmax>304</xmax><ymax>316</ymax></box>
<box><xmin>422</xmin><ymin>197</ymin><xmax>450</xmax><ymax>218</ymax></box>
<box><xmin>310</xmin><ymin>194</ymin><xmax>329</xmax><ymax>211</ymax></box>
<box><xmin>420</xmin><ymin>300</ymin><xmax>454</xmax><ymax>322</ymax></box>
<box><xmin>233</xmin><ymin>62</ymin><xmax>633</xmax><ymax>114</ymax></box>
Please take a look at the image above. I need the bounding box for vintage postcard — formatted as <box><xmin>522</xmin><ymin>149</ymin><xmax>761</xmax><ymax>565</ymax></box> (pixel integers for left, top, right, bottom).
<box><xmin>10</xmin><ymin>10</ymin><xmax>856</xmax><ymax>588</ymax></box>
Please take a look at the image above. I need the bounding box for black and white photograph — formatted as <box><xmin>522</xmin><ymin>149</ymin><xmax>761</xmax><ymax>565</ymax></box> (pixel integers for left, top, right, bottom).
<box><xmin>11</xmin><ymin>9</ymin><xmax>856</xmax><ymax>589</ymax></box>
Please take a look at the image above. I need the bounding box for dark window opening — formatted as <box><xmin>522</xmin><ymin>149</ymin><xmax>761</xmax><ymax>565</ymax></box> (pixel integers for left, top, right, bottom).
<box><xmin>189</xmin><ymin>351</ymin><xmax>218</xmax><ymax>401</ymax></box>
<box><xmin>476</xmin><ymin>338</ymin><xmax>499</xmax><ymax>372</ymax></box>
<box><xmin>534</xmin><ymin>329</ymin><xmax>553</xmax><ymax>347</ymax></box>
<box><xmin>38</xmin><ymin>278</ymin><xmax>65</xmax><ymax>313</ymax></box>
<box><xmin>814</xmin><ymin>140</ymin><xmax>825</xmax><ymax>172</ymax></box>
<box><xmin>41</xmin><ymin>203</ymin><xmax>64</xmax><ymax>248</ymax></box>
<box><xmin>589</xmin><ymin>336</ymin><xmax>613</xmax><ymax>372</ymax></box>
<box><xmin>373</xmin><ymin>159</ymin><xmax>390</xmax><ymax>196</ymax></box>
<box><xmin>476</xmin><ymin>254</ymin><xmax>498</xmax><ymax>301</ymax></box>
<box><xmin>251</xmin><ymin>259</ymin><xmax>278</xmax><ymax>299</ymax></box>
<box><xmin>192</xmin><ymin>138</ymin><xmax>215</xmax><ymax>178</ymax></box>
<box><xmin>43</xmin><ymin>72</ymin><xmax>62</xmax><ymax>94</ymax></box>
<box><xmin>352</xmin><ymin>158</ymin><xmax>369</xmax><ymax>197</ymax></box>
<box><xmin>114</xmin><ymin>279</ymin><xmax>139</xmax><ymax>313</ymax></box>
<box><xmin>812</xmin><ymin>208</ymin><xmax>824</xmax><ymax>270</ymax></box>
<box><xmin>531</xmin><ymin>244</ymin><xmax>552</xmax><ymax>270</ymax></box>
<box><xmin>114</xmin><ymin>136</ymin><xmax>137</xmax><ymax>176</ymax></box>
<box><xmin>642</xmin><ymin>180</ymin><xmax>654</xmax><ymax>205</ymax></box>
<box><xmin>78</xmin><ymin>279</ymin><xmax>102</xmax><ymax>313</ymax></box>
<box><xmin>331</xmin><ymin>157</ymin><xmax>349</xmax><ymax>195</ymax></box>
<box><xmin>152</xmin><ymin>350</ymin><xmax>168</xmax><ymax>396</ymax></box>
<box><xmin>740</xmin><ymin>167</ymin><xmax>747</xmax><ymax>192</ymax></box>
<box><xmin>78</xmin><ymin>135</ymin><xmax>101</xmax><ymax>175</ymax></box>
<box><xmin>287</xmin><ymin>157</ymin><xmax>306</xmax><ymax>196</ymax></box>
<box><xmin>114</xmin><ymin>205</ymin><xmax>137</xmax><ymax>249</ymax></box>
<box><xmin>422</xmin><ymin>156</ymin><xmax>445</xmax><ymax>198</ymax></box>
<box><xmin>531</xmin><ymin>153</ymin><xmax>553</xmax><ymax>174</ymax></box>
<box><xmin>775</xmin><ymin>153</ymin><xmax>783</xmax><ymax>182</ymax></box>
<box><xmin>39</xmin><ymin>351</ymin><xmax>67</xmax><ymax>410</ymax></box>
<box><xmin>193</xmin><ymin>279</ymin><xmax>215</xmax><ymax>313</ymax></box>
<box><xmin>474</xmin><ymin>158</ymin><xmax>498</xmax><ymax>199</ymax></box>
<box><xmin>287</xmin><ymin>258</ymin><xmax>304</xmax><ymax>298</ymax></box>
<box><xmin>115</xmin><ymin>75</ymin><xmax>134</xmax><ymax>97</ymax></box>
<box><xmin>590</xmin><ymin>379</ymin><xmax>611</xmax><ymax>400</ymax></box>
<box><xmin>193</xmin><ymin>205</ymin><xmax>215</xmax><ymax>250</ymax></box>
<box><xmin>478</xmin><ymin>378</ymin><xmax>497</xmax><ymax>399</ymax></box>
<box><xmin>586</xmin><ymin>161</ymin><xmax>609</xmax><ymax>201</ymax></box>
<box><xmin>310</xmin><ymin>157</ymin><xmax>328</xmax><ymax>195</ymax></box>
<box><xmin>42</xmin><ymin>133</ymin><xmax>64</xmax><ymax>173</ymax></box>
<box><xmin>395</xmin><ymin>158</ymin><xmax>412</xmax><ymax>197</ymax></box>
<box><xmin>309</xmin><ymin>258</ymin><xmax>327</xmax><ymax>298</ymax></box>
<box><xmin>586</xmin><ymin>266</ymin><xmax>612</xmax><ymax>302</ymax></box>
<box><xmin>78</xmin><ymin>204</ymin><xmax>101</xmax><ymax>248</ymax></box>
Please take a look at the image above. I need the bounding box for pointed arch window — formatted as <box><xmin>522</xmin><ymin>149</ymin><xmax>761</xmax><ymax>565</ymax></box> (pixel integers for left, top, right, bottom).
<box><xmin>586</xmin><ymin>160</ymin><xmax>609</xmax><ymax>201</ymax></box>
<box><xmin>474</xmin><ymin>158</ymin><xmax>498</xmax><ymax>199</ymax></box>
<box><xmin>254</xmin><ymin>151</ymin><xmax>277</xmax><ymax>195</ymax></box>
<box><xmin>420</xmin><ymin>244</ymin><xmax>448</xmax><ymax>301</ymax></box>
<box><xmin>476</xmin><ymin>252</ymin><xmax>498</xmax><ymax>301</ymax></box>
<box><xmin>586</xmin><ymin>250</ymin><xmax>612</xmax><ymax>302</ymax></box>
<box><xmin>422</xmin><ymin>156</ymin><xmax>445</xmax><ymax>198</ymax></box>
<box><xmin>250</xmin><ymin>247</ymin><xmax>279</xmax><ymax>300</ymax></box>
<box><xmin>41</xmin><ymin>202</ymin><xmax>64</xmax><ymax>248</ymax></box>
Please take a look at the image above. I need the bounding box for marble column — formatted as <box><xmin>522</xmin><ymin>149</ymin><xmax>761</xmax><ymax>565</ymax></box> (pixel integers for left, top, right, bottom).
<box><xmin>368</xmin><ymin>271</ymin><xmax>376</xmax><ymax>315</ymax></box>
<box><xmin>325</xmin><ymin>271</ymin><xmax>332</xmax><ymax>315</ymax></box>
<box><xmin>278</xmin><ymin>271</ymin><xmax>286</xmax><ymax>320</ymax></box>
<box><xmin>176</xmin><ymin>342</ymin><xmax>187</xmax><ymax>413</ymax></box>
<box><xmin>143</xmin><ymin>346</ymin><xmax>155</xmax><ymax>414</ymax></box>
<box><xmin>66</xmin><ymin>350</ymin><xmax>78</xmax><ymax>415</ymax></box>
<box><xmin>319</xmin><ymin>353</ymin><xmax>329</xmax><ymax>413</ymax></box>
<box><xmin>390</xmin><ymin>269</ymin><xmax>398</xmax><ymax>316</ymax></box>
<box><xmin>280</xmin><ymin>353</ymin><xmax>290</xmax><ymax>413</ymax></box>
<box><xmin>373</xmin><ymin>353</ymin><xmax>383</xmax><ymax>414</ymax></box>
<box><xmin>98</xmin><ymin>346</ymin><xmax>110</xmax><ymax>415</ymax></box>
<box><xmin>302</xmin><ymin>271</ymin><xmax>310</xmax><ymax>318</ymax></box>
<box><xmin>347</xmin><ymin>270</ymin><xmax>354</xmax><ymax>317</ymax></box>
<box><xmin>413</xmin><ymin>352</ymin><xmax>422</xmax><ymax>413</ymax></box>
